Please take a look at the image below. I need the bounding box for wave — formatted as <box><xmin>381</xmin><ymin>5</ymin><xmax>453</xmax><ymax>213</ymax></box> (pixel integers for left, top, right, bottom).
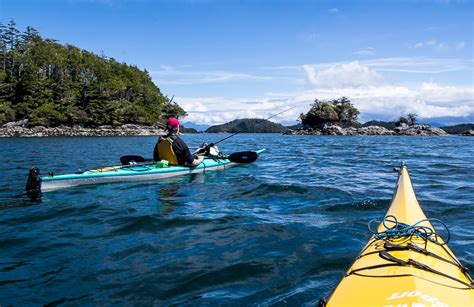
<box><xmin>224</xmin><ymin>182</ymin><xmax>353</xmax><ymax>202</ymax></box>
<box><xmin>105</xmin><ymin>215</ymin><xmax>241</xmax><ymax>237</ymax></box>
<box><xmin>323</xmin><ymin>199</ymin><xmax>390</xmax><ymax>212</ymax></box>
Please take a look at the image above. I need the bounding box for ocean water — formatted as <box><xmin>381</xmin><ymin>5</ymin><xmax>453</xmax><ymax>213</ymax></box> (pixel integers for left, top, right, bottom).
<box><xmin>0</xmin><ymin>134</ymin><xmax>473</xmax><ymax>305</ymax></box>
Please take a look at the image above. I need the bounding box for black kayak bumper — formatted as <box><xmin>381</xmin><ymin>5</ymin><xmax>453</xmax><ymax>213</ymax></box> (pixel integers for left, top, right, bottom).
<box><xmin>25</xmin><ymin>167</ymin><xmax>42</xmax><ymax>200</ymax></box>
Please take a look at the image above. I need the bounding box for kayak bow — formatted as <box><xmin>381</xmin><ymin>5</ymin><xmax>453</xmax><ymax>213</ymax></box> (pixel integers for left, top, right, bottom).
<box><xmin>323</xmin><ymin>164</ymin><xmax>473</xmax><ymax>306</ymax></box>
<box><xmin>26</xmin><ymin>149</ymin><xmax>265</xmax><ymax>198</ymax></box>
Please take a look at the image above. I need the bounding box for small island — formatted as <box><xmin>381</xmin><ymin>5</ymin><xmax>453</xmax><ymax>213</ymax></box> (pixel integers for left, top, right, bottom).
<box><xmin>205</xmin><ymin>118</ymin><xmax>288</xmax><ymax>133</ymax></box>
<box><xmin>284</xmin><ymin>97</ymin><xmax>473</xmax><ymax>136</ymax></box>
<box><xmin>0</xmin><ymin>22</ymin><xmax>184</xmax><ymax>137</ymax></box>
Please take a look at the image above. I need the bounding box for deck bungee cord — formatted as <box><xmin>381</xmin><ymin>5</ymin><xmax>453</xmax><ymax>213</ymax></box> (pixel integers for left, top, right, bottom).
<box><xmin>344</xmin><ymin>216</ymin><xmax>474</xmax><ymax>290</ymax></box>
<box><xmin>368</xmin><ymin>215</ymin><xmax>450</xmax><ymax>246</ymax></box>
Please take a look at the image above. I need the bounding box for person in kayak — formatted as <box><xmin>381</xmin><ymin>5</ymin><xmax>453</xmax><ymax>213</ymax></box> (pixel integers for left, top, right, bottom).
<box><xmin>153</xmin><ymin>117</ymin><xmax>203</xmax><ymax>166</ymax></box>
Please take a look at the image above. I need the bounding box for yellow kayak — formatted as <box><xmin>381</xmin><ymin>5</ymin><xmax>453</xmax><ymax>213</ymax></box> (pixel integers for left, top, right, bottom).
<box><xmin>323</xmin><ymin>165</ymin><xmax>473</xmax><ymax>306</ymax></box>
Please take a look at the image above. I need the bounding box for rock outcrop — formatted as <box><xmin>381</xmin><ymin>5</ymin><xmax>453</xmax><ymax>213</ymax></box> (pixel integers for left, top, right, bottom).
<box><xmin>0</xmin><ymin>125</ymin><xmax>166</xmax><ymax>137</ymax></box>
<box><xmin>2</xmin><ymin>119</ymin><xmax>29</xmax><ymax>128</ymax></box>
<box><xmin>394</xmin><ymin>124</ymin><xmax>447</xmax><ymax>136</ymax></box>
<box><xmin>285</xmin><ymin>124</ymin><xmax>448</xmax><ymax>136</ymax></box>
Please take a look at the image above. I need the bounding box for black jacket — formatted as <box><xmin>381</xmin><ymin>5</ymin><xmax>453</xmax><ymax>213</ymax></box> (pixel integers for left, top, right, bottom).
<box><xmin>153</xmin><ymin>135</ymin><xmax>194</xmax><ymax>165</ymax></box>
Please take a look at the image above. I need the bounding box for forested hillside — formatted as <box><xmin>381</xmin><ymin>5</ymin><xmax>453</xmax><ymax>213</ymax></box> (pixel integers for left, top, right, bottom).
<box><xmin>206</xmin><ymin>118</ymin><xmax>288</xmax><ymax>133</ymax></box>
<box><xmin>0</xmin><ymin>20</ymin><xmax>185</xmax><ymax>127</ymax></box>
<box><xmin>440</xmin><ymin>124</ymin><xmax>474</xmax><ymax>134</ymax></box>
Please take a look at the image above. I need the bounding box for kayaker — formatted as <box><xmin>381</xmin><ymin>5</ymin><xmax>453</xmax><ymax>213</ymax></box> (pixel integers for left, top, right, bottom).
<box><xmin>153</xmin><ymin>117</ymin><xmax>203</xmax><ymax>166</ymax></box>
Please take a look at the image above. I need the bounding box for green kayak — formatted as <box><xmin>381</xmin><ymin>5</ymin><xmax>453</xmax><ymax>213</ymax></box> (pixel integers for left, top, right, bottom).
<box><xmin>25</xmin><ymin>149</ymin><xmax>265</xmax><ymax>199</ymax></box>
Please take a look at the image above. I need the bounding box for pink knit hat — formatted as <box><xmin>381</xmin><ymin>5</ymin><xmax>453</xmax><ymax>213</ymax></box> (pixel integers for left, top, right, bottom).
<box><xmin>166</xmin><ymin>117</ymin><xmax>180</xmax><ymax>127</ymax></box>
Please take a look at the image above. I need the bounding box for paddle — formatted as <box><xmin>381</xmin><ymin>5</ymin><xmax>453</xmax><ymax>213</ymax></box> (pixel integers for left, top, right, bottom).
<box><xmin>120</xmin><ymin>155</ymin><xmax>150</xmax><ymax>165</ymax></box>
<box><xmin>119</xmin><ymin>151</ymin><xmax>258</xmax><ymax>166</ymax></box>
<box><xmin>226</xmin><ymin>151</ymin><xmax>258</xmax><ymax>163</ymax></box>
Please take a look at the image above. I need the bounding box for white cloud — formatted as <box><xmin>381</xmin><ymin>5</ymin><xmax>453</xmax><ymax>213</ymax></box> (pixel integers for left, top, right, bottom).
<box><xmin>362</xmin><ymin>57</ymin><xmax>470</xmax><ymax>73</ymax></box>
<box><xmin>178</xmin><ymin>80</ymin><xmax>473</xmax><ymax>124</ymax></box>
<box><xmin>177</xmin><ymin>96</ymin><xmax>300</xmax><ymax>125</ymax></box>
<box><xmin>180</xmin><ymin>100</ymin><xmax>208</xmax><ymax>112</ymax></box>
<box><xmin>150</xmin><ymin>66</ymin><xmax>277</xmax><ymax>85</ymax></box>
<box><xmin>418</xmin><ymin>82</ymin><xmax>474</xmax><ymax>107</ymax></box>
<box><xmin>411</xmin><ymin>39</ymin><xmax>466</xmax><ymax>52</ymax></box>
<box><xmin>265</xmin><ymin>81</ymin><xmax>473</xmax><ymax>122</ymax></box>
<box><xmin>159</xmin><ymin>59</ymin><xmax>473</xmax><ymax>125</ymax></box>
<box><xmin>295</xmin><ymin>62</ymin><xmax>474</xmax><ymax>119</ymax></box>
<box><xmin>264</xmin><ymin>57</ymin><xmax>471</xmax><ymax>74</ymax></box>
<box><xmin>303</xmin><ymin>61</ymin><xmax>385</xmax><ymax>88</ymax></box>
<box><xmin>353</xmin><ymin>47</ymin><xmax>376</xmax><ymax>56</ymax></box>
<box><xmin>261</xmin><ymin>65</ymin><xmax>302</xmax><ymax>71</ymax></box>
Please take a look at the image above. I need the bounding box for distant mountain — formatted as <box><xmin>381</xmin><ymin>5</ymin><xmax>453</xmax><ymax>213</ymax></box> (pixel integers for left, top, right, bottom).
<box><xmin>419</xmin><ymin>115</ymin><xmax>474</xmax><ymax>127</ymax></box>
<box><xmin>206</xmin><ymin>118</ymin><xmax>288</xmax><ymax>133</ymax></box>
<box><xmin>360</xmin><ymin>114</ymin><xmax>474</xmax><ymax>127</ymax></box>
<box><xmin>286</xmin><ymin>123</ymin><xmax>303</xmax><ymax>130</ymax></box>
<box><xmin>180</xmin><ymin>126</ymin><xmax>198</xmax><ymax>134</ymax></box>
<box><xmin>440</xmin><ymin>124</ymin><xmax>474</xmax><ymax>134</ymax></box>
<box><xmin>181</xmin><ymin>122</ymin><xmax>210</xmax><ymax>132</ymax></box>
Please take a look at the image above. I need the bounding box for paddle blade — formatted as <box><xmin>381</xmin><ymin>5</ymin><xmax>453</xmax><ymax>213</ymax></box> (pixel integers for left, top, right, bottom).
<box><xmin>227</xmin><ymin>151</ymin><xmax>258</xmax><ymax>163</ymax></box>
<box><xmin>120</xmin><ymin>155</ymin><xmax>146</xmax><ymax>165</ymax></box>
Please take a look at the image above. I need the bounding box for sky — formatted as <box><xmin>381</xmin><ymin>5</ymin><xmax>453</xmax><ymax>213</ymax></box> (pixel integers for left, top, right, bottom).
<box><xmin>1</xmin><ymin>0</ymin><xmax>473</xmax><ymax>125</ymax></box>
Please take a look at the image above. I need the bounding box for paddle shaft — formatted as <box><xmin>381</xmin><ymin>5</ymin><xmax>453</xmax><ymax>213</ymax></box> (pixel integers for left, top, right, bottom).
<box><xmin>117</xmin><ymin>152</ymin><xmax>255</xmax><ymax>170</ymax></box>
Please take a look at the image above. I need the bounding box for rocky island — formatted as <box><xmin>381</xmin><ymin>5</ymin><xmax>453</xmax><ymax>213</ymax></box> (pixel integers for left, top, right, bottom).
<box><xmin>285</xmin><ymin>124</ymin><xmax>449</xmax><ymax>136</ymax></box>
<box><xmin>284</xmin><ymin>97</ymin><xmax>471</xmax><ymax>136</ymax></box>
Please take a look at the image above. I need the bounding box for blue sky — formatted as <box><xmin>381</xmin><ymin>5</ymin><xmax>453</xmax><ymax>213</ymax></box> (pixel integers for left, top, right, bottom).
<box><xmin>2</xmin><ymin>0</ymin><xmax>473</xmax><ymax>125</ymax></box>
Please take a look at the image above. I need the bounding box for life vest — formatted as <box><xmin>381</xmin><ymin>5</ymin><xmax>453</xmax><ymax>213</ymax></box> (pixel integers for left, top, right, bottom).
<box><xmin>157</xmin><ymin>136</ymin><xmax>179</xmax><ymax>165</ymax></box>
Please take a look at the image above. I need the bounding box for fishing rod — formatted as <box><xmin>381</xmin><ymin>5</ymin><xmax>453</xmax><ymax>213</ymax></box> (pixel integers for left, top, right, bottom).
<box><xmin>192</xmin><ymin>106</ymin><xmax>295</xmax><ymax>156</ymax></box>
<box><xmin>211</xmin><ymin>106</ymin><xmax>296</xmax><ymax>146</ymax></box>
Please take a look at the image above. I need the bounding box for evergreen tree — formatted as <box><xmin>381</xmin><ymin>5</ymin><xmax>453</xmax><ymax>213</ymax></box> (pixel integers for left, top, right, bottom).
<box><xmin>299</xmin><ymin>97</ymin><xmax>360</xmax><ymax>128</ymax></box>
<box><xmin>407</xmin><ymin>113</ymin><xmax>418</xmax><ymax>126</ymax></box>
<box><xmin>0</xmin><ymin>21</ymin><xmax>186</xmax><ymax>127</ymax></box>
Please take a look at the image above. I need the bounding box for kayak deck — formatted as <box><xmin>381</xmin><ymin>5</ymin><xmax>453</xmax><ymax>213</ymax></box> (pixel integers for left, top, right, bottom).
<box><xmin>324</xmin><ymin>165</ymin><xmax>474</xmax><ymax>306</ymax></box>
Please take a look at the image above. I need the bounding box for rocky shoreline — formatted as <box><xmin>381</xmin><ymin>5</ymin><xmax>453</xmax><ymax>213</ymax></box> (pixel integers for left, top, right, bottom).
<box><xmin>1</xmin><ymin>120</ymin><xmax>473</xmax><ymax>137</ymax></box>
<box><xmin>284</xmin><ymin>124</ymin><xmax>451</xmax><ymax>136</ymax></box>
<box><xmin>0</xmin><ymin>123</ymin><xmax>166</xmax><ymax>137</ymax></box>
